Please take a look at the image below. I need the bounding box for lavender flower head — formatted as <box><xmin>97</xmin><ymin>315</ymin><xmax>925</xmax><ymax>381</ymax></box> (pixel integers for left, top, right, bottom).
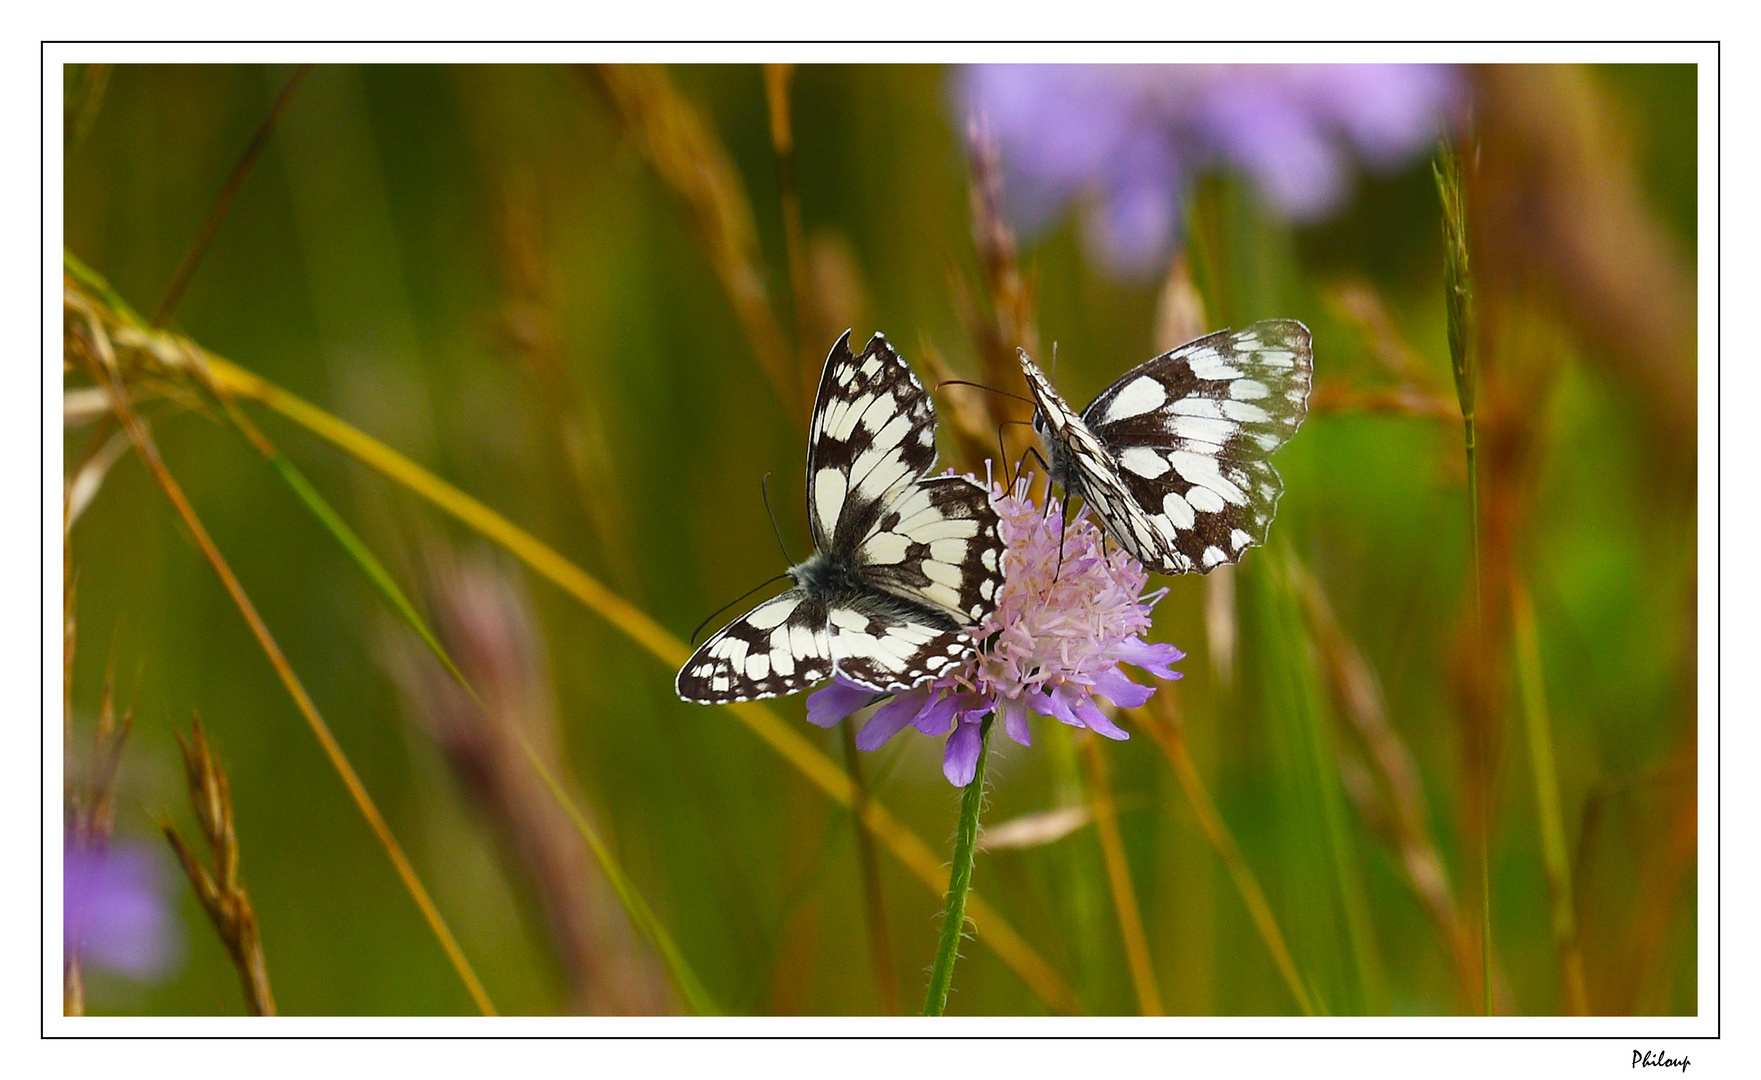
<box><xmin>64</xmin><ymin>838</ymin><xmax>180</xmax><ymax>981</ymax></box>
<box><xmin>955</xmin><ymin>64</ymin><xmax>1463</xmax><ymax>276</ymax></box>
<box><xmin>808</xmin><ymin>474</ymin><xmax>1183</xmax><ymax>786</ymax></box>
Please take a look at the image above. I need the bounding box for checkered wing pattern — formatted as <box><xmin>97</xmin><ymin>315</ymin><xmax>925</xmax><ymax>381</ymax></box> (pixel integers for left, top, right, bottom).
<box><xmin>1022</xmin><ymin>320</ymin><xmax>1313</xmax><ymax>575</ymax></box>
<box><xmin>679</xmin><ymin>331</ymin><xmax>1006</xmax><ymax>703</ymax></box>
<box><xmin>675</xmin><ymin>592</ymin><xmax>833</xmax><ymax>704</ymax></box>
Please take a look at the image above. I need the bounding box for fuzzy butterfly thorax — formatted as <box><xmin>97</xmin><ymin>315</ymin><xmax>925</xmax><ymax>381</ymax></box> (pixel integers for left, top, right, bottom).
<box><xmin>1019</xmin><ymin>320</ymin><xmax>1314</xmax><ymax>576</ymax></box>
<box><xmin>1029</xmin><ymin>385</ymin><xmax>1085</xmax><ymax>498</ymax></box>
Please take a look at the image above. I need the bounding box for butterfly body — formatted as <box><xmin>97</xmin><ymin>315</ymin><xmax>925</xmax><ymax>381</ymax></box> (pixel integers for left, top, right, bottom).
<box><xmin>677</xmin><ymin>332</ymin><xmax>1005</xmax><ymax>705</ymax></box>
<box><xmin>1020</xmin><ymin>320</ymin><xmax>1314</xmax><ymax>575</ymax></box>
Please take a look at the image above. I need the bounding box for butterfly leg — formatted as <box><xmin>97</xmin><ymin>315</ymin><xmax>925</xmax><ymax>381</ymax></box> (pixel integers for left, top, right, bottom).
<box><xmin>1052</xmin><ymin>490</ymin><xmax>1073</xmax><ymax>584</ymax></box>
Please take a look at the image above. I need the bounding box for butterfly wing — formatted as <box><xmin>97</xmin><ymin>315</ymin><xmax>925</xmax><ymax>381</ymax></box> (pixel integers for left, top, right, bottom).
<box><xmin>809</xmin><ymin>331</ymin><xmax>1006</xmax><ymax>627</ymax></box>
<box><xmin>1077</xmin><ymin>319</ymin><xmax>1313</xmax><ymax>573</ymax></box>
<box><xmin>854</xmin><ymin>474</ymin><xmax>1004</xmax><ymax>628</ymax></box>
<box><xmin>827</xmin><ymin>600</ymin><xmax>978</xmax><ymax>694</ymax></box>
<box><xmin>686</xmin><ymin>330</ymin><xmax>1005</xmax><ymax>702</ymax></box>
<box><xmin>676</xmin><ymin>591</ymin><xmax>835</xmax><ymax>704</ymax></box>
<box><xmin>805</xmin><ymin>330</ymin><xmax>940</xmax><ymax>553</ymax></box>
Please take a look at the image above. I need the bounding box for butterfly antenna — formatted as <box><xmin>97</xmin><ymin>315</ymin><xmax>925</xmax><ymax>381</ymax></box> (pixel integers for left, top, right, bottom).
<box><xmin>994</xmin><ymin>419</ymin><xmax>1038</xmax><ymax>487</ymax></box>
<box><xmin>760</xmin><ymin>472</ymin><xmax>795</xmax><ymax>566</ymax></box>
<box><xmin>690</xmin><ymin>572</ymin><xmax>793</xmax><ymax>646</ymax></box>
<box><xmin>1020</xmin><ymin>444</ymin><xmax>1051</xmax><ymax>493</ymax></box>
<box><xmin>934</xmin><ymin>378</ymin><xmax>1036</xmax><ymax>407</ymax></box>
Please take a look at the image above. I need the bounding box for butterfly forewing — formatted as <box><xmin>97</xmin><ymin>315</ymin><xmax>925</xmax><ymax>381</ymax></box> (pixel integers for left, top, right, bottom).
<box><xmin>806</xmin><ymin>331</ymin><xmax>940</xmax><ymax>553</ymax></box>
<box><xmin>676</xmin><ymin>592</ymin><xmax>836</xmax><ymax>704</ymax></box>
<box><xmin>1026</xmin><ymin>320</ymin><xmax>1313</xmax><ymax>575</ymax></box>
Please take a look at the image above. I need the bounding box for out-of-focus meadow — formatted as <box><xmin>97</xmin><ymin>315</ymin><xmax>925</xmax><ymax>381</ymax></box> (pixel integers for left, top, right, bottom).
<box><xmin>61</xmin><ymin>63</ymin><xmax>1697</xmax><ymax>1017</ymax></box>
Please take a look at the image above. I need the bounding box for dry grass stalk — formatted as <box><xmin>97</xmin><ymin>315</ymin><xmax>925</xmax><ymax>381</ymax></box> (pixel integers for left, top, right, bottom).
<box><xmin>762</xmin><ymin>62</ymin><xmax>823</xmax><ymax>418</ymax></box>
<box><xmin>381</xmin><ymin>544</ymin><xmax>673</xmax><ymax>1014</ymax></box>
<box><xmin>1288</xmin><ymin>556</ymin><xmax>1478</xmax><ymax>1010</ymax></box>
<box><xmin>161</xmin><ymin>716</ymin><xmax>275</xmax><ymax>1015</ymax></box>
<box><xmin>64</xmin><ymin>294</ymin><xmax>498</xmax><ymax>1015</ymax></box>
<box><xmin>1080</xmin><ymin>734</ymin><xmax>1163</xmax><ymax>1016</ymax></box>
<box><xmin>586</xmin><ymin>64</ymin><xmax>800</xmax><ymax>424</ymax></box>
<box><xmin>1130</xmin><ymin>697</ymin><xmax>1317</xmax><ymax>1016</ymax></box>
<box><xmin>963</xmin><ymin>121</ymin><xmax>1040</xmax><ymax>393</ymax></box>
<box><xmin>488</xmin><ymin>180</ymin><xmax>644</xmax><ymax>598</ymax></box>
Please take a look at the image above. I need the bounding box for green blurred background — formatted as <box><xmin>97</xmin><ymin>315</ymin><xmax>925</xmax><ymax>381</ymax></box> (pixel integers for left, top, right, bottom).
<box><xmin>62</xmin><ymin>63</ymin><xmax>1697</xmax><ymax>1017</ymax></box>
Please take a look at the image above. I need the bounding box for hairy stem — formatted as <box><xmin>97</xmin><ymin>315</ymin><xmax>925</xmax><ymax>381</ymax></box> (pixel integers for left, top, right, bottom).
<box><xmin>923</xmin><ymin>716</ymin><xmax>994</xmax><ymax>1017</ymax></box>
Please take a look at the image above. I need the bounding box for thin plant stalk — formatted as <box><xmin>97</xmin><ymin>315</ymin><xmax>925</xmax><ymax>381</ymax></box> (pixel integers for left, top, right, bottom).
<box><xmin>152</xmin><ymin>64</ymin><xmax>313</xmax><ymax>327</ymax></box>
<box><xmin>762</xmin><ymin>62</ymin><xmax>818</xmax><ymax>413</ymax></box>
<box><xmin>1081</xmin><ymin>736</ymin><xmax>1163</xmax><ymax>1016</ymax></box>
<box><xmin>841</xmin><ymin>722</ymin><xmax>901</xmax><ymax>1015</ymax></box>
<box><xmin>70</xmin><ymin>322</ymin><xmax>497</xmax><ymax>1017</ymax></box>
<box><xmin>923</xmin><ymin>716</ymin><xmax>994</xmax><ymax>1017</ymax></box>
<box><xmin>1264</xmin><ymin>552</ymin><xmax>1385</xmax><ymax>1014</ymax></box>
<box><xmin>1435</xmin><ymin>142</ymin><xmax>1489</xmax><ymax>1015</ymax></box>
<box><xmin>1133</xmin><ymin>701</ymin><xmax>1319</xmax><ymax>1016</ymax></box>
<box><xmin>764</xmin><ymin>66</ymin><xmax>898</xmax><ymax>1012</ymax></box>
<box><xmin>1511</xmin><ymin>582</ymin><xmax>1589</xmax><ymax>1015</ymax></box>
<box><xmin>587</xmin><ymin>65</ymin><xmax>799</xmax><ymax>425</ymax></box>
<box><xmin>514</xmin><ymin>732</ymin><xmax>720</xmax><ymax>1015</ymax></box>
<box><xmin>212</xmin><ymin>396</ymin><xmax>720</xmax><ymax>1015</ymax></box>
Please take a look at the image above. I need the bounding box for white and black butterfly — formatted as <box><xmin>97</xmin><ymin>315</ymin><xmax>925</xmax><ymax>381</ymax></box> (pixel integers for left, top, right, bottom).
<box><xmin>1020</xmin><ymin>320</ymin><xmax>1313</xmax><ymax>575</ymax></box>
<box><xmin>677</xmin><ymin>331</ymin><xmax>1007</xmax><ymax>705</ymax></box>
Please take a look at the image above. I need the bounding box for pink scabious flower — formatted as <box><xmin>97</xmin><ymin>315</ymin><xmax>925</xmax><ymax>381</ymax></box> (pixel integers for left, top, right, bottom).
<box><xmin>807</xmin><ymin>474</ymin><xmax>1184</xmax><ymax>786</ymax></box>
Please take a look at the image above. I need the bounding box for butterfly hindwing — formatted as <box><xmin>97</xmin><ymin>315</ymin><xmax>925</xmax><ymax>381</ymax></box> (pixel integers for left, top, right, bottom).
<box><xmin>854</xmin><ymin>474</ymin><xmax>1004</xmax><ymax>627</ymax></box>
<box><xmin>675</xmin><ymin>592</ymin><xmax>835</xmax><ymax>704</ymax></box>
<box><xmin>827</xmin><ymin>601</ymin><xmax>974</xmax><ymax>694</ymax></box>
<box><xmin>1024</xmin><ymin>320</ymin><xmax>1312</xmax><ymax>575</ymax></box>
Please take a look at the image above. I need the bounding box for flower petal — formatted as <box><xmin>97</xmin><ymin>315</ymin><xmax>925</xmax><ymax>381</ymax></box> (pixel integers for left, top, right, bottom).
<box><xmin>1090</xmin><ymin>665</ymin><xmax>1156</xmax><ymax>709</ymax></box>
<box><xmin>1069</xmin><ymin>689</ymin><xmax>1131</xmax><ymax>741</ymax></box>
<box><xmin>911</xmin><ymin>690</ymin><xmax>964</xmax><ymax>738</ymax></box>
<box><xmin>805</xmin><ymin>678</ymin><xmax>876</xmax><ymax>728</ymax></box>
<box><xmin>943</xmin><ymin>720</ymin><xmax>985</xmax><ymax>787</ymax></box>
<box><xmin>1115</xmin><ymin>638</ymin><xmax>1186</xmax><ymax>680</ymax></box>
<box><xmin>1032</xmin><ymin>686</ymin><xmax>1084</xmax><ymax>728</ymax></box>
<box><xmin>1001</xmin><ymin>694</ymin><xmax>1033</xmax><ymax>747</ymax></box>
<box><xmin>855</xmin><ymin>685</ymin><xmax>932</xmax><ymax>751</ymax></box>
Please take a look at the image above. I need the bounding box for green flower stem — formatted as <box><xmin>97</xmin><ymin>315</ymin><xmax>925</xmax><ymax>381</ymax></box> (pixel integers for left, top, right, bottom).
<box><xmin>923</xmin><ymin>715</ymin><xmax>994</xmax><ymax>1016</ymax></box>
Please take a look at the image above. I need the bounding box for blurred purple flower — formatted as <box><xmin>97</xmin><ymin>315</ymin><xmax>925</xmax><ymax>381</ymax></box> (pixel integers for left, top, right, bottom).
<box><xmin>808</xmin><ymin>474</ymin><xmax>1183</xmax><ymax>786</ymax></box>
<box><xmin>64</xmin><ymin>839</ymin><xmax>180</xmax><ymax>981</ymax></box>
<box><xmin>955</xmin><ymin>64</ymin><xmax>1463</xmax><ymax>276</ymax></box>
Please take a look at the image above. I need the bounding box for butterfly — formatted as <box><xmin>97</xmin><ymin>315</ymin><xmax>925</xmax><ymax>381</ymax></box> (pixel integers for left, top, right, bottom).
<box><xmin>677</xmin><ymin>331</ymin><xmax>1007</xmax><ymax>705</ymax></box>
<box><xmin>1018</xmin><ymin>320</ymin><xmax>1314</xmax><ymax>575</ymax></box>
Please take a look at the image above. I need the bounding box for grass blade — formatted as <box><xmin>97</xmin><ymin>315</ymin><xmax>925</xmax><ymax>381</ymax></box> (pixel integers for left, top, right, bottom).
<box><xmin>215</xmin><ymin>400</ymin><xmax>720</xmax><ymax>1015</ymax></box>
<box><xmin>1511</xmin><ymin>581</ymin><xmax>1589</xmax><ymax>1014</ymax></box>
<box><xmin>1081</xmin><ymin>735</ymin><xmax>1163</xmax><ymax>1016</ymax></box>
<box><xmin>1133</xmin><ymin>700</ymin><xmax>1318</xmax><ymax>1016</ymax></box>
<box><xmin>66</xmin><ymin>304</ymin><xmax>497</xmax><ymax>1016</ymax></box>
